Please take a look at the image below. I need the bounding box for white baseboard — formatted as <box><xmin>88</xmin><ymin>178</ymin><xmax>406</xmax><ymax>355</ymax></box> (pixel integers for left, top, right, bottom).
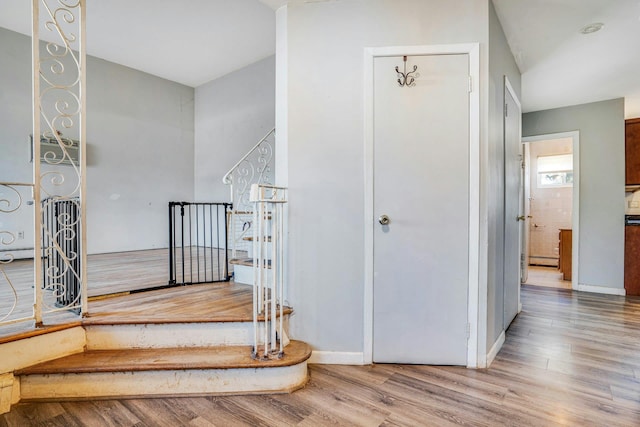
<box><xmin>575</xmin><ymin>283</ymin><xmax>626</xmax><ymax>296</ymax></box>
<box><xmin>486</xmin><ymin>331</ymin><xmax>505</xmax><ymax>367</ymax></box>
<box><xmin>308</xmin><ymin>351</ymin><xmax>365</xmax><ymax>365</ymax></box>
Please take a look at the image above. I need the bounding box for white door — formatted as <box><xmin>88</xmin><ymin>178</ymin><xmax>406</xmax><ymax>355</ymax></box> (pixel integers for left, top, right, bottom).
<box><xmin>503</xmin><ymin>81</ymin><xmax>521</xmax><ymax>329</ymax></box>
<box><xmin>372</xmin><ymin>54</ymin><xmax>469</xmax><ymax>365</ymax></box>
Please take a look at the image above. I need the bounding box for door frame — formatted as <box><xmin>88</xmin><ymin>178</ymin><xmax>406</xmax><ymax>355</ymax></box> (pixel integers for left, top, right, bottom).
<box><xmin>522</xmin><ymin>131</ymin><xmax>580</xmax><ymax>291</ymax></box>
<box><xmin>363</xmin><ymin>43</ymin><xmax>480</xmax><ymax>368</ymax></box>
<box><xmin>503</xmin><ymin>76</ymin><xmax>523</xmax><ymax>326</ymax></box>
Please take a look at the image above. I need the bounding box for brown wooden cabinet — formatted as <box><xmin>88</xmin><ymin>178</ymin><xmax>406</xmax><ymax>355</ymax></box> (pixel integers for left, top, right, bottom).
<box><xmin>559</xmin><ymin>229</ymin><xmax>572</xmax><ymax>281</ymax></box>
<box><xmin>626</xmin><ymin>118</ymin><xmax>640</xmax><ymax>185</ymax></box>
<box><xmin>625</xmin><ymin>225</ymin><xmax>640</xmax><ymax>295</ymax></box>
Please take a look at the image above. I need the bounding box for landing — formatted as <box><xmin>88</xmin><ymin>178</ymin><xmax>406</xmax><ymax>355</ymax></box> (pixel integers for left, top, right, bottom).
<box><xmin>86</xmin><ymin>281</ymin><xmax>256</xmax><ymax>324</ymax></box>
<box><xmin>1</xmin><ymin>281</ymin><xmax>291</xmax><ymax>342</ymax></box>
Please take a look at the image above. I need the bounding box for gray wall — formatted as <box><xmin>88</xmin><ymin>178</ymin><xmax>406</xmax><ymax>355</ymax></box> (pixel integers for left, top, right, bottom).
<box><xmin>194</xmin><ymin>56</ymin><xmax>276</xmax><ymax>202</ymax></box>
<box><xmin>0</xmin><ymin>27</ymin><xmax>195</xmax><ymax>254</ymax></box>
<box><xmin>523</xmin><ymin>98</ymin><xmax>625</xmax><ymax>291</ymax></box>
<box><xmin>281</xmin><ymin>0</ymin><xmax>491</xmax><ymax>357</ymax></box>
<box><xmin>487</xmin><ymin>1</ymin><xmax>521</xmax><ymax>350</ymax></box>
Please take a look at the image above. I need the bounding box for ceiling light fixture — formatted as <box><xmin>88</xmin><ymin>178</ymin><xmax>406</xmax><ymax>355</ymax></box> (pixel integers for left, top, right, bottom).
<box><xmin>580</xmin><ymin>22</ymin><xmax>604</xmax><ymax>34</ymax></box>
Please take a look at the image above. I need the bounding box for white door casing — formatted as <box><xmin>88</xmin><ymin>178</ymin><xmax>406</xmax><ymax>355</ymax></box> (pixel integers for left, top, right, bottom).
<box><xmin>363</xmin><ymin>44</ymin><xmax>480</xmax><ymax>367</ymax></box>
<box><xmin>503</xmin><ymin>77</ymin><xmax>521</xmax><ymax>329</ymax></box>
<box><xmin>521</xmin><ymin>142</ymin><xmax>531</xmax><ymax>285</ymax></box>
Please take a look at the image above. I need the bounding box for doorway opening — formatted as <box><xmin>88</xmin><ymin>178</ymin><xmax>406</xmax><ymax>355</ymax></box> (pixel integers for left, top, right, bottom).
<box><xmin>522</xmin><ymin>132</ymin><xmax>579</xmax><ymax>290</ymax></box>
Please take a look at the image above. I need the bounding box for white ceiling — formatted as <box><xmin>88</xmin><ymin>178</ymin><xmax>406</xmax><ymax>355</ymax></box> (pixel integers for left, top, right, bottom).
<box><xmin>492</xmin><ymin>0</ymin><xmax>640</xmax><ymax>117</ymax></box>
<box><xmin>0</xmin><ymin>0</ymin><xmax>276</xmax><ymax>88</ymax></box>
<box><xmin>0</xmin><ymin>0</ymin><xmax>639</xmax><ymax>117</ymax></box>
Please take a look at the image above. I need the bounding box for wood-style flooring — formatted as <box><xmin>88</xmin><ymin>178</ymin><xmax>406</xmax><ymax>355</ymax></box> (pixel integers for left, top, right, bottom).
<box><xmin>3</xmin><ymin>285</ymin><xmax>640</xmax><ymax>426</ymax></box>
<box><xmin>524</xmin><ymin>265</ymin><xmax>571</xmax><ymax>290</ymax></box>
<box><xmin>85</xmin><ymin>281</ymin><xmax>291</xmax><ymax>325</ymax></box>
<box><xmin>0</xmin><ymin>248</ymin><xmax>230</xmax><ymax>333</ymax></box>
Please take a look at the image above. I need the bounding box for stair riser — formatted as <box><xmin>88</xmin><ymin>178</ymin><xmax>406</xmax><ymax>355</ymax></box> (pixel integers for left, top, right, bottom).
<box><xmin>233</xmin><ymin>264</ymin><xmax>253</xmax><ymax>285</ymax></box>
<box><xmin>233</xmin><ymin>264</ymin><xmax>273</xmax><ymax>286</ymax></box>
<box><xmin>18</xmin><ymin>363</ymin><xmax>308</xmax><ymax>400</ymax></box>
<box><xmin>86</xmin><ymin>318</ymin><xmax>290</xmax><ymax>350</ymax></box>
<box><xmin>86</xmin><ymin>323</ymin><xmax>252</xmax><ymax>350</ymax></box>
<box><xmin>0</xmin><ymin>328</ymin><xmax>85</xmax><ymax>373</ymax></box>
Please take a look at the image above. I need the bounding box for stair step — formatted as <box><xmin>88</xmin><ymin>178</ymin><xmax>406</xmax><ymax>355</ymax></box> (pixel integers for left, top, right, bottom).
<box><xmin>16</xmin><ymin>341</ymin><xmax>311</xmax><ymax>400</ymax></box>
<box><xmin>242</xmin><ymin>236</ymin><xmax>272</xmax><ymax>242</ymax></box>
<box><xmin>17</xmin><ymin>341</ymin><xmax>310</xmax><ymax>375</ymax></box>
<box><xmin>230</xmin><ymin>257</ymin><xmax>272</xmax><ymax>268</ymax></box>
<box><xmin>84</xmin><ymin>315</ymin><xmax>291</xmax><ymax>350</ymax></box>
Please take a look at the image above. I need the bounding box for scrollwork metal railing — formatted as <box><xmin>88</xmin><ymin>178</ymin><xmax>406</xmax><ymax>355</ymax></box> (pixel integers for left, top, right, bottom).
<box><xmin>1</xmin><ymin>0</ymin><xmax>87</xmax><ymax>332</ymax></box>
<box><xmin>0</xmin><ymin>182</ymin><xmax>36</xmax><ymax>326</ymax></box>
<box><xmin>32</xmin><ymin>0</ymin><xmax>87</xmax><ymax>323</ymax></box>
<box><xmin>222</xmin><ymin>128</ymin><xmax>275</xmax><ymax>260</ymax></box>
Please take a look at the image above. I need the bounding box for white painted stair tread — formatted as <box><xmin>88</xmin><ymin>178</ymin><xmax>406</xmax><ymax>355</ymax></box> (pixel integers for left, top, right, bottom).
<box><xmin>16</xmin><ymin>341</ymin><xmax>311</xmax><ymax>375</ymax></box>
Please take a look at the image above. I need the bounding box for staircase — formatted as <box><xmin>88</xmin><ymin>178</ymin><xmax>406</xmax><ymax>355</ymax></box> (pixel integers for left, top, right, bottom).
<box><xmin>0</xmin><ymin>128</ymin><xmax>307</xmax><ymax>414</ymax></box>
<box><xmin>2</xmin><ymin>283</ymin><xmax>310</xmax><ymax>408</ymax></box>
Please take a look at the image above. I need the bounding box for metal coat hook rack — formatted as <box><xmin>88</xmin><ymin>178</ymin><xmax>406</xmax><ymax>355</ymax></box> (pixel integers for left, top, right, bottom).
<box><xmin>395</xmin><ymin>56</ymin><xmax>418</xmax><ymax>87</ymax></box>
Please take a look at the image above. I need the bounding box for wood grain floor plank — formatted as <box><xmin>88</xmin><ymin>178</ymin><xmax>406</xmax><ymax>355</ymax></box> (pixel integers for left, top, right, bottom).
<box><xmin>59</xmin><ymin>400</ymin><xmax>142</xmax><ymax>427</ymax></box>
<box><xmin>3</xmin><ymin>285</ymin><xmax>640</xmax><ymax>426</ymax></box>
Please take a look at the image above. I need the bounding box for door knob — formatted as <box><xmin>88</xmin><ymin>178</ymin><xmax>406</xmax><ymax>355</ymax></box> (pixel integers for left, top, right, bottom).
<box><xmin>378</xmin><ymin>215</ymin><xmax>390</xmax><ymax>225</ymax></box>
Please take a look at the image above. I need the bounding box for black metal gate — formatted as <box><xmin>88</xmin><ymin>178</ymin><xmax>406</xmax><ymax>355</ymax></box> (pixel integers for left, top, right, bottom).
<box><xmin>42</xmin><ymin>197</ymin><xmax>81</xmax><ymax>309</ymax></box>
<box><xmin>169</xmin><ymin>202</ymin><xmax>231</xmax><ymax>286</ymax></box>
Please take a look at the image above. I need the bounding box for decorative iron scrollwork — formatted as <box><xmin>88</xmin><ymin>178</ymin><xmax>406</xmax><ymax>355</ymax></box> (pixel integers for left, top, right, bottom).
<box><xmin>37</xmin><ymin>0</ymin><xmax>85</xmax><ymax>315</ymax></box>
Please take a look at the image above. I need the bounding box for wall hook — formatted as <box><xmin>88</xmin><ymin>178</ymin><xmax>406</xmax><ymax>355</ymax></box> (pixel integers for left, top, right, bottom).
<box><xmin>395</xmin><ymin>56</ymin><xmax>418</xmax><ymax>87</ymax></box>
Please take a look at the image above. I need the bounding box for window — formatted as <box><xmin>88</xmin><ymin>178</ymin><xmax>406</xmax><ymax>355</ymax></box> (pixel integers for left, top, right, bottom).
<box><xmin>537</xmin><ymin>154</ymin><xmax>573</xmax><ymax>188</ymax></box>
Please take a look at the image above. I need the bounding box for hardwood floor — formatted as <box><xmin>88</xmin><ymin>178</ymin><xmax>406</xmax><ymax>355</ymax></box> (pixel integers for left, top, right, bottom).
<box><xmin>0</xmin><ymin>248</ymin><xmax>230</xmax><ymax>333</ymax></box>
<box><xmin>524</xmin><ymin>265</ymin><xmax>571</xmax><ymax>290</ymax></box>
<box><xmin>2</xmin><ymin>285</ymin><xmax>640</xmax><ymax>426</ymax></box>
<box><xmin>85</xmin><ymin>281</ymin><xmax>292</xmax><ymax>325</ymax></box>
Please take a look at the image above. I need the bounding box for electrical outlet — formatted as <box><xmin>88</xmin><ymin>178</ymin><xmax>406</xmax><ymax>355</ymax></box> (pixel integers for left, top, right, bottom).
<box><xmin>17</xmin><ymin>231</ymin><xmax>24</xmax><ymax>239</ymax></box>
<box><xmin>630</xmin><ymin>201</ymin><xmax>639</xmax><ymax>208</ymax></box>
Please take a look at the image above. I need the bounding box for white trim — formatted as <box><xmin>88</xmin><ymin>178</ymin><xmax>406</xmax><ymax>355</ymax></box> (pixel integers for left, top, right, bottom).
<box><xmin>504</xmin><ymin>76</ymin><xmax>522</xmax><ymax>329</ymax></box>
<box><xmin>363</xmin><ymin>43</ymin><xmax>481</xmax><ymax>368</ymax></box>
<box><xmin>308</xmin><ymin>351</ymin><xmax>365</xmax><ymax>365</ymax></box>
<box><xmin>575</xmin><ymin>283</ymin><xmax>626</xmax><ymax>296</ymax></box>
<box><xmin>275</xmin><ymin>6</ymin><xmax>290</xmax><ymax>303</ymax></box>
<box><xmin>486</xmin><ymin>331</ymin><xmax>505</xmax><ymax>367</ymax></box>
<box><xmin>523</xmin><ymin>131</ymin><xmax>580</xmax><ymax>291</ymax></box>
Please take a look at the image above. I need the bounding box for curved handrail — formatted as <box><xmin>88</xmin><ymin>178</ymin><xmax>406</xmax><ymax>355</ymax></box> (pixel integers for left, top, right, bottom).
<box><xmin>222</xmin><ymin>128</ymin><xmax>276</xmax><ymax>185</ymax></box>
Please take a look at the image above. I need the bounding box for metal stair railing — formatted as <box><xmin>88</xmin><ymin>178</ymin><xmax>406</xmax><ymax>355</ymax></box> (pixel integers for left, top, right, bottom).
<box><xmin>250</xmin><ymin>184</ymin><xmax>287</xmax><ymax>360</ymax></box>
<box><xmin>222</xmin><ymin>128</ymin><xmax>275</xmax><ymax>260</ymax></box>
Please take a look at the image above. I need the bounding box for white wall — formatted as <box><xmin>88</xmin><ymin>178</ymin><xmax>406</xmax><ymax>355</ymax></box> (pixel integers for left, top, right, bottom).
<box><xmin>523</xmin><ymin>98</ymin><xmax>625</xmax><ymax>291</ymax></box>
<box><xmin>0</xmin><ymin>27</ymin><xmax>195</xmax><ymax>255</ymax></box>
<box><xmin>194</xmin><ymin>56</ymin><xmax>276</xmax><ymax>203</ymax></box>
<box><xmin>281</xmin><ymin>0</ymin><xmax>492</xmax><ymax>356</ymax></box>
